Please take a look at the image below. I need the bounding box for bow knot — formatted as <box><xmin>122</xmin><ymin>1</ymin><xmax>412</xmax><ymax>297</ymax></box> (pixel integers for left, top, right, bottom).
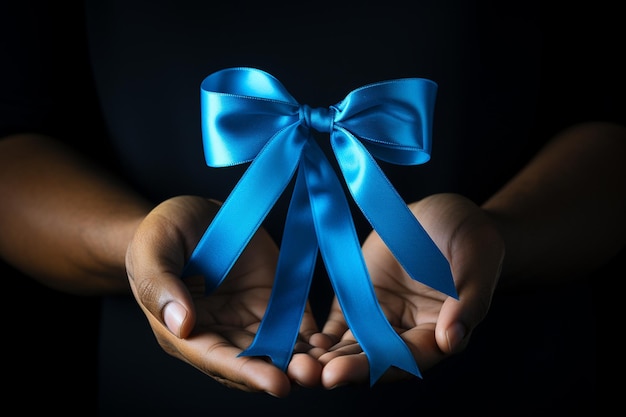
<box><xmin>184</xmin><ymin>67</ymin><xmax>457</xmax><ymax>386</ymax></box>
<box><xmin>299</xmin><ymin>104</ymin><xmax>334</xmax><ymax>133</ymax></box>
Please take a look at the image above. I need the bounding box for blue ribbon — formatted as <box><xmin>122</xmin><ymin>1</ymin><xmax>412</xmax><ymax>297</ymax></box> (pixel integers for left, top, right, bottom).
<box><xmin>183</xmin><ymin>67</ymin><xmax>457</xmax><ymax>385</ymax></box>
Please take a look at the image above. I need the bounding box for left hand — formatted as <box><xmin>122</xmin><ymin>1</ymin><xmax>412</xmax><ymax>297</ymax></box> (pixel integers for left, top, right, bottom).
<box><xmin>311</xmin><ymin>193</ymin><xmax>505</xmax><ymax>387</ymax></box>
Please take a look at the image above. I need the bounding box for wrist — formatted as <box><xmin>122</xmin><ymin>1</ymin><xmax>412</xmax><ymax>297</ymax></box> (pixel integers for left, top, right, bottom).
<box><xmin>82</xmin><ymin>206</ymin><xmax>151</xmax><ymax>295</ymax></box>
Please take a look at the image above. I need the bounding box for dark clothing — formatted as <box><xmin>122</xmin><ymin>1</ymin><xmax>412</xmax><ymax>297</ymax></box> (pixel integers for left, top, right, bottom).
<box><xmin>3</xmin><ymin>0</ymin><xmax>620</xmax><ymax>415</ymax></box>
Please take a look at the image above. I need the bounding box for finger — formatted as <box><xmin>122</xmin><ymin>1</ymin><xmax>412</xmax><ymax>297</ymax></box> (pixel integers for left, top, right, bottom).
<box><xmin>321</xmin><ymin>353</ymin><xmax>370</xmax><ymax>388</ymax></box>
<box><xmin>318</xmin><ymin>339</ymin><xmax>367</xmax><ymax>387</ymax></box>
<box><xmin>436</xmin><ymin>239</ymin><xmax>503</xmax><ymax>354</ymax></box>
<box><xmin>126</xmin><ymin>196</ymin><xmax>219</xmax><ymax>338</ymax></box>
<box><xmin>434</xmin><ymin>279</ymin><xmax>495</xmax><ymax>354</ymax></box>
<box><xmin>320</xmin><ymin>347</ymin><xmax>418</xmax><ymax>388</ymax></box>
<box><xmin>144</xmin><ymin>310</ymin><xmax>294</xmax><ymax>397</ymax></box>
<box><xmin>297</xmin><ymin>304</ymin><xmax>321</xmax><ymax>342</ymax></box>
<box><xmin>426</xmin><ymin>197</ymin><xmax>504</xmax><ymax>354</ymax></box>
<box><xmin>312</xmin><ymin>298</ymin><xmax>348</xmax><ymax>349</ymax></box>
<box><xmin>184</xmin><ymin>333</ymin><xmax>294</xmax><ymax>397</ymax></box>
<box><xmin>320</xmin><ymin>323</ymin><xmax>444</xmax><ymax>388</ymax></box>
<box><xmin>287</xmin><ymin>352</ymin><xmax>323</xmax><ymax>388</ymax></box>
<box><xmin>322</xmin><ymin>354</ymin><xmax>421</xmax><ymax>388</ymax></box>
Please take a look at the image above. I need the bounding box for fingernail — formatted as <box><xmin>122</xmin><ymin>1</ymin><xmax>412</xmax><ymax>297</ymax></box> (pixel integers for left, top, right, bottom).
<box><xmin>163</xmin><ymin>302</ymin><xmax>187</xmax><ymax>337</ymax></box>
<box><xmin>446</xmin><ymin>322</ymin><xmax>467</xmax><ymax>352</ymax></box>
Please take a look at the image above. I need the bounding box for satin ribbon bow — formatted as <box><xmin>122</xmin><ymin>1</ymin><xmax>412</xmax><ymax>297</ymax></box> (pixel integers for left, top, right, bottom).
<box><xmin>183</xmin><ymin>67</ymin><xmax>457</xmax><ymax>385</ymax></box>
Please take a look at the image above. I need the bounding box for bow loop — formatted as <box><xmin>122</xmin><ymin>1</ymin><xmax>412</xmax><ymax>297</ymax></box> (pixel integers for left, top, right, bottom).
<box><xmin>334</xmin><ymin>78</ymin><xmax>436</xmax><ymax>165</ymax></box>
<box><xmin>201</xmin><ymin>94</ymin><xmax>299</xmax><ymax>166</ymax></box>
<box><xmin>202</xmin><ymin>67</ymin><xmax>298</xmax><ymax>102</ymax></box>
<box><xmin>185</xmin><ymin>67</ymin><xmax>456</xmax><ymax>386</ymax></box>
<box><xmin>200</xmin><ymin>68</ymin><xmax>300</xmax><ymax>167</ymax></box>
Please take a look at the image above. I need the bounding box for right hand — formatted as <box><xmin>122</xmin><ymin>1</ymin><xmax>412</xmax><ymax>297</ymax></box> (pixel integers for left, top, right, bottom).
<box><xmin>125</xmin><ymin>196</ymin><xmax>323</xmax><ymax>397</ymax></box>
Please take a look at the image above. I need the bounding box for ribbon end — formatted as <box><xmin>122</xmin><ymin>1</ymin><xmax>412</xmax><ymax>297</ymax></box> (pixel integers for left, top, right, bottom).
<box><xmin>441</xmin><ymin>275</ymin><xmax>459</xmax><ymax>300</ymax></box>
<box><xmin>415</xmin><ymin>254</ymin><xmax>458</xmax><ymax>300</ymax></box>
<box><xmin>369</xmin><ymin>359</ymin><xmax>422</xmax><ymax>387</ymax></box>
<box><xmin>239</xmin><ymin>345</ymin><xmax>291</xmax><ymax>372</ymax></box>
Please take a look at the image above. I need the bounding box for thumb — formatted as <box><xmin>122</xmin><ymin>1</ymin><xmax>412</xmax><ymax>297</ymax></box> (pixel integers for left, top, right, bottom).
<box><xmin>125</xmin><ymin>221</ymin><xmax>196</xmax><ymax>338</ymax></box>
<box><xmin>413</xmin><ymin>193</ymin><xmax>504</xmax><ymax>354</ymax></box>
<box><xmin>125</xmin><ymin>196</ymin><xmax>218</xmax><ymax>338</ymax></box>
<box><xmin>434</xmin><ymin>222</ymin><xmax>504</xmax><ymax>355</ymax></box>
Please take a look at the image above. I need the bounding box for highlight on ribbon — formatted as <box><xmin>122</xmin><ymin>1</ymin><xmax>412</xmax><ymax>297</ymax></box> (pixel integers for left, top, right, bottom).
<box><xmin>183</xmin><ymin>67</ymin><xmax>458</xmax><ymax>386</ymax></box>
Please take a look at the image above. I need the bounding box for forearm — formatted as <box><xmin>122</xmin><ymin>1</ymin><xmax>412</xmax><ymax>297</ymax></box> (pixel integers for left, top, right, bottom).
<box><xmin>482</xmin><ymin>121</ymin><xmax>626</xmax><ymax>290</ymax></box>
<box><xmin>0</xmin><ymin>133</ymin><xmax>153</xmax><ymax>295</ymax></box>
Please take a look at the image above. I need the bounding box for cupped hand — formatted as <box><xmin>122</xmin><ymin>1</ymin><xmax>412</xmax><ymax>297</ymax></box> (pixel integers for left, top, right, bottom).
<box><xmin>312</xmin><ymin>193</ymin><xmax>505</xmax><ymax>388</ymax></box>
<box><xmin>125</xmin><ymin>196</ymin><xmax>322</xmax><ymax>397</ymax></box>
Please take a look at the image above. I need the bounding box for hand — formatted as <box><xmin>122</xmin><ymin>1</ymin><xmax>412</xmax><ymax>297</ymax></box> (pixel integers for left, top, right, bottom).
<box><xmin>313</xmin><ymin>193</ymin><xmax>505</xmax><ymax>387</ymax></box>
<box><xmin>125</xmin><ymin>196</ymin><xmax>322</xmax><ymax>397</ymax></box>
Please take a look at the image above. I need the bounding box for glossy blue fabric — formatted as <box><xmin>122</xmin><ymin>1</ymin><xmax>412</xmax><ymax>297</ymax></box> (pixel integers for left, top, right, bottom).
<box><xmin>184</xmin><ymin>67</ymin><xmax>457</xmax><ymax>385</ymax></box>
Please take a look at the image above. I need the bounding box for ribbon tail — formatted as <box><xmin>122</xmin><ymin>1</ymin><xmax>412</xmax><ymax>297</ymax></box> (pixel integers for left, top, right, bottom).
<box><xmin>183</xmin><ymin>124</ymin><xmax>305</xmax><ymax>293</ymax></box>
<box><xmin>332</xmin><ymin>128</ymin><xmax>457</xmax><ymax>299</ymax></box>
<box><xmin>239</xmin><ymin>165</ymin><xmax>318</xmax><ymax>370</ymax></box>
<box><xmin>303</xmin><ymin>141</ymin><xmax>421</xmax><ymax>386</ymax></box>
